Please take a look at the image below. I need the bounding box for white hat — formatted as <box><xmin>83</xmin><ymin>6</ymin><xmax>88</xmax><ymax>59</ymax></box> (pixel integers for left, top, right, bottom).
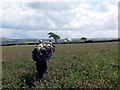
<box><xmin>47</xmin><ymin>44</ymin><xmax>51</xmax><ymax>47</ymax></box>
<box><xmin>43</xmin><ymin>44</ymin><xmax>46</xmax><ymax>47</ymax></box>
<box><xmin>39</xmin><ymin>40</ymin><xmax>43</xmax><ymax>44</ymax></box>
<box><xmin>39</xmin><ymin>43</ymin><xmax>43</xmax><ymax>47</ymax></box>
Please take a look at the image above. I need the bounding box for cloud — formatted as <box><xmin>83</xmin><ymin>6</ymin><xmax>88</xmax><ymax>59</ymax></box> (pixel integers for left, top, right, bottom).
<box><xmin>27</xmin><ymin>2</ymin><xmax>72</xmax><ymax>11</ymax></box>
<box><xmin>69</xmin><ymin>2</ymin><xmax>118</xmax><ymax>30</ymax></box>
<box><xmin>0</xmin><ymin>1</ymin><xmax>118</xmax><ymax>38</ymax></box>
<box><xmin>1</xmin><ymin>28</ymin><xmax>16</xmax><ymax>38</ymax></box>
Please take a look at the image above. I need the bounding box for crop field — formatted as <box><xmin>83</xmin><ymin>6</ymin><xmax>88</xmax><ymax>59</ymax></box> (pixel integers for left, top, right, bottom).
<box><xmin>2</xmin><ymin>42</ymin><xmax>119</xmax><ymax>89</ymax></box>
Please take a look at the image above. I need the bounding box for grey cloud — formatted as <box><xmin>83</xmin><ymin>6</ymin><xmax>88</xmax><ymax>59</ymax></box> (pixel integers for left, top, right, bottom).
<box><xmin>1</xmin><ymin>5</ymin><xmax>74</xmax><ymax>30</ymax></box>
<box><xmin>45</xmin><ymin>11</ymin><xmax>74</xmax><ymax>29</ymax></box>
<box><xmin>81</xmin><ymin>21</ymin><xmax>117</xmax><ymax>31</ymax></box>
<box><xmin>96</xmin><ymin>3</ymin><xmax>109</xmax><ymax>12</ymax></box>
<box><xmin>1</xmin><ymin>2</ymin><xmax>118</xmax><ymax>39</ymax></box>
<box><xmin>103</xmin><ymin>20</ymin><xmax>117</xmax><ymax>30</ymax></box>
<box><xmin>1</xmin><ymin>20</ymin><xmax>33</xmax><ymax>30</ymax></box>
<box><xmin>27</xmin><ymin>2</ymin><xmax>72</xmax><ymax>11</ymax></box>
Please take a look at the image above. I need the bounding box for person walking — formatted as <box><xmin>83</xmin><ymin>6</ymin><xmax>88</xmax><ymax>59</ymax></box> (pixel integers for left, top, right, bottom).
<box><xmin>32</xmin><ymin>42</ymin><xmax>49</xmax><ymax>81</ymax></box>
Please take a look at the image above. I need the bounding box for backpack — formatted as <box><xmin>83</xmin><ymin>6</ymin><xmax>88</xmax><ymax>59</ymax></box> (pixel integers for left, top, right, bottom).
<box><xmin>32</xmin><ymin>47</ymin><xmax>39</xmax><ymax>61</ymax></box>
<box><xmin>32</xmin><ymin>47</ymin><xmax>43</xmax><ymax>61</ymax></box>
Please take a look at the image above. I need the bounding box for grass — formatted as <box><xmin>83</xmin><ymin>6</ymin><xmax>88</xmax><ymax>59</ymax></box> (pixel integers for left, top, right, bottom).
<box><xmin>2</xmin><ymin>42</ymin><xmax>119</xmax><ymax>89</ymax></box>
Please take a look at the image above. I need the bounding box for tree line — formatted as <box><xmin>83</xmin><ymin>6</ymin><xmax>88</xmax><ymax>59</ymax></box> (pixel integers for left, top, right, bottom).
<box><xmin>48</xmin><ymin>32</ymin><xmax>87</xmax><ymax>42</ymax></box>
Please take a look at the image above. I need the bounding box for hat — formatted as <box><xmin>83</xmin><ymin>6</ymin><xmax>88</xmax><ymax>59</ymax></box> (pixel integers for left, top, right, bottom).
<box><xmin>39</xmin><ymin>43</ymin><xmax>43</xmax><ymax>47</ymax></box>
<box><xmin>43</xmin><ymin>44</ymin><xmax>46</xmax><ymax>47</ymax></box>
<box><xmin>39</xmin><ymin>40</ymin><xmax>42</xmax><ymax>44</ymax></box>
<box><xmin>47</xmin><ymin>44</ymin><xmax>51</xmax><ymax>47</ymax></box>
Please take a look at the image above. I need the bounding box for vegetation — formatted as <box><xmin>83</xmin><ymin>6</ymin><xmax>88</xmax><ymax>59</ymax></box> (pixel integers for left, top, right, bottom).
<box><xmin>48</xmin><ymin>32</ymin><xmax>60</xmax><ymax>42</ymax></box>
<box><xmin>2</xmin><ymin>42</ymin><xmax>119</xmax><ymax>89</ymax></box>
<box><xmin>81</xmin><ymin>37</ymin><xmax>87</xmax><ymax>42</ymax></box>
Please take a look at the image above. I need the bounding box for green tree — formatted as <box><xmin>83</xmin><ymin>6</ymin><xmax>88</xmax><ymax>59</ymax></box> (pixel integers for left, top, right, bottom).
<box><xmin>48</xmin><ymin>32</ymin><xmax>60</xmax><ymax>42</ymax></box>
<box><xmin>81</xmin><ymin>37</ymin><xmax>87</xmax><ymax>42</ymax></box>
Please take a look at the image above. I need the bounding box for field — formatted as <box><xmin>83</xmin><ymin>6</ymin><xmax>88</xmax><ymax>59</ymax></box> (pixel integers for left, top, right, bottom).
<box><xmin>2</xmin><ymin>42</ymin><xmax>119</xmax><ymax>89</ymax></box>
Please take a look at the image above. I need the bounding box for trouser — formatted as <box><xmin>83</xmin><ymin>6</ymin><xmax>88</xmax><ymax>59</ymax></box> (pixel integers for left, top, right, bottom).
<box><xmin>36</xmin><ymin>60</ymin><xmax>47</xmax><ymax>79</ymax></box>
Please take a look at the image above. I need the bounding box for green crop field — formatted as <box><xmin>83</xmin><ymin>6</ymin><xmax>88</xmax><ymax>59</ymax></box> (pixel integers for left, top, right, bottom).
<box><xmin>2</xmin><ymin>42</ymin><xmax>119</xmax><ymax>89</ymax></box>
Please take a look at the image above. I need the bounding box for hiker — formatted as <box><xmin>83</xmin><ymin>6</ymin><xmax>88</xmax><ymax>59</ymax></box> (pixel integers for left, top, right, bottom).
<box><xmin>46</xmin><ymin>44</ymin><xmax>53</xmax><ymax>61</ymax></box>
<box><xmin>44</xmin><ymin>43</ymin><xmax>56</xmax><ymax>62</ymax></box>
<box><xmin>32</xmin><ymin>42</ymin><xmax>49</xmax><ymax>81</ymax></box>
<box><xmin>49</xmin><ymin>40</ymin><xmax>52</xmax><ymax>46</ymax></box>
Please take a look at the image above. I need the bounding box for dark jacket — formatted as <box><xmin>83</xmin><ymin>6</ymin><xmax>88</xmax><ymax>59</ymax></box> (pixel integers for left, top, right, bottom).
<box><xmin>46</xmin><ymin>46</ymin><xmax>53</xmax><ymax>59</ymax></box>
<box><xmin>35</xmin><ymin>47</ymin><xmax>48</xmax><ymax>63</ymax></box>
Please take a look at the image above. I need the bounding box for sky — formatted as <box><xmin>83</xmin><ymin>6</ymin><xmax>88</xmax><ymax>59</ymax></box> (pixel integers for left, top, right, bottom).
<box><xmin>0</xmin><ymin>0</ymin><xmax>118</xmax><ymax>39</ymax></box>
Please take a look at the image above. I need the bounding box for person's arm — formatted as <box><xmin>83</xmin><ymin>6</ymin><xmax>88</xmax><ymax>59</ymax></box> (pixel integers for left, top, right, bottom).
<box><xmin>52</xmin><ymin>45</ymin><xmax>55</xmax><ymax>53</ymax></box>
<box><xmin>43</xmin><ymin>48</ymin><xmax>49</xmax><ymax>57</ymax></box>
<box><xmin>50</xmin><ymin>47</ymin><xmax>53</xmax><ymax>55</ymax></box>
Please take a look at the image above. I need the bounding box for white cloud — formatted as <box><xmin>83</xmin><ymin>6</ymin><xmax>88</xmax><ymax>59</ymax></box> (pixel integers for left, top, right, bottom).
<box><xmin>0</xmin><ymin>0</ymin><xmax>118</xmax><ymax>3</ymax></box>
<box><xmin>69</xmin><ymin>2</ymin><xmax>118</xmax><ymax>30</ymax></box>
<box><xmin>0</xmin><ymin>1</ymin><xmax>118</xmax><ymax>38</ymax></box>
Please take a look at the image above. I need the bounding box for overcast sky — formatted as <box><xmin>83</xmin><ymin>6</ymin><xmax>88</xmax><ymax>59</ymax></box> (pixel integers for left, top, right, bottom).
<box><xmin>0</xmin><ymin>1</ymin><xmax>118</xmax><ymax>39</ymax></box>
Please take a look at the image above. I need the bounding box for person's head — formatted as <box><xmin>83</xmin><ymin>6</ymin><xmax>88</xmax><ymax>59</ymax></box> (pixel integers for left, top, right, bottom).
<box><xmin>47</xmin><ymin>44</ymin><xmax>51</xmax><ymax>47</ymax></box>
<box><xmin>49</xmin><ymin>40</ymin><xmax>52</xmax><ymax>45</ymax></box>
<box><xmin>43</xmin><ymin>44</ymin><xmax>46</xmax><ymax>47</ymax></box>
<box><xmin>35</xmin><ymin>43</ymin><xmax>39</xmax><ymax>47</ymax></box>
<box><xmin>44</xmin><ymin>45</ymin><xmax>47</xmax><ymax>50</ymax></box>
<box><xmin>39</xmin><ymin>43</ymin><xmax>43</xmax><ymax>47</ymax></box>
<box><xmin>39</xmin><ymin>40</ymin><xmax>42</xmax><ymax>44</ymax></box>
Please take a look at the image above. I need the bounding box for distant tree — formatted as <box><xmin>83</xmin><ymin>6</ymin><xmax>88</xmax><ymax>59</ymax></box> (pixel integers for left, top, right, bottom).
<box><xmin>48</xmin><ymin>32</ymin><xmax>60</xmax><ymax>42</ymax></box>
<box><xmin>81</xmin><ymin>37</ymin><xmax>87</xmax><ymax>42</ymax></box>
